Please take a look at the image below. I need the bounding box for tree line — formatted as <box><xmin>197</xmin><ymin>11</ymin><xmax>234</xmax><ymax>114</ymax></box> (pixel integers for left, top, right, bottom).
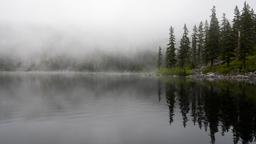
<box><xmin>159</xmin><ymin>2</ymin><xmax>256</xmax><ymax>72</ymax></box>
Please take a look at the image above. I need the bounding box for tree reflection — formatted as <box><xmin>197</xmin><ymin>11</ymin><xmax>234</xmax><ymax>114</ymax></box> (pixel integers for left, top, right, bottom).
<box><xmin>163</xmin><ymin>79</ymin><xmax>256</xmax><ymax>144</ymax></box>
<box><xmin>158</xmin><ymin>80</ymin><xmax>162</xmax><ymax>102</ymax></box>
<box><xmin>178</xmin><ymin>81</ymin><xmax>190</xmax><ymax>127</ymax></box>
<box><xmin>165</xmin><ymin>81</ymin><xmax>176</xmax><ymax>125</ymax></box>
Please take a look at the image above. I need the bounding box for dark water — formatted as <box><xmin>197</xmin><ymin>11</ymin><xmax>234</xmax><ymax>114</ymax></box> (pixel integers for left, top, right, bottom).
<box><xmin>0</xmin><ymin>73</ymin><xmax>256</xmax><ymax>144</ymax></box>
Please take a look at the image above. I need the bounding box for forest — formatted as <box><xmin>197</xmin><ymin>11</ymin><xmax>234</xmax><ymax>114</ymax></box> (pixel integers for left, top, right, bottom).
<box><xmin>161</xmin><ymin>2</ymin><xmax>256</xmax><ymax>75</ymax></box>
<box><xmin>0</xmin><ymin>2</ymin><xmax>255</xmax><ymax>74</ymax></box>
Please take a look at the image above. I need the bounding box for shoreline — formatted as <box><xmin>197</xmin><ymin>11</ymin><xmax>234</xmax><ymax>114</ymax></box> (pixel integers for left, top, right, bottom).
<box><xmin>158</xmin><ymin>69</ymin><xmax>256</xmax><ymax>84</ymax></box>
<box><xmin>188</xmin><ymin>72</ymin><xmax>256</xmax><ymax>84</ymax></box>
<box><xmin>0</xmin><ymin>71</ymin><xmax>157</xmax><ymax>78</ymax></box>
<box><xmin>1</xmin><ymin>71</ymin><xmax>256</xmax><ymax>84</ymax></box>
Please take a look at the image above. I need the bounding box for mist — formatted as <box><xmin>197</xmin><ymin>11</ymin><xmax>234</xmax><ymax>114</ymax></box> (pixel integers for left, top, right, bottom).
<box><xmin>0</xmin><ymin>0</ymin><xmax>255</xmax><ymax>71</ymax></box>
<box><xmin>1</xmin><ymin>1</ymin><xmax>256</xmax><ymax>144</ymax></box>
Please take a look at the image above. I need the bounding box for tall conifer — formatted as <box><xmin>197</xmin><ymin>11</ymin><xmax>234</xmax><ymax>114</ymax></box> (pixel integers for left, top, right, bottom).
<box><xmin>197</xmin><ymin>22</ymin><xmax>204</xmax><ymax>66</ymax></box>
<box><xmin>166</xmin><ymin>26</ymin><xmax>176</xmax><ymax>67</ymax></box>
<box><xmin>191</xmin><ymin>25</ymin><xmax>198</xmax><ymax>68</ymax></box>
<box><xmin>239</xmin><ymin>2</ymin><xmax>255</xmax><ymax>69</ymax></box>
<box><xmin>178</xmin><ymin>24</ymin><xmax>190</xmax><ymax>68</ymax></box>
<box><xmin>207</xmin><ymin>6</ymin><xmax>220</xmax><ymax>66</ymax></box>
<box><xmin>220</xmin><ymin>13</ymin><xmax>234</xmax><ymax>66</ymax></box>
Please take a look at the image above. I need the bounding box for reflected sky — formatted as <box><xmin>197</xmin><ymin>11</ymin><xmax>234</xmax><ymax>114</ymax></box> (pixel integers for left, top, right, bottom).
<box><xmin>0</xmin><ymin>73</ymin><xmax>255</xmax><ymax>144</ymax></box>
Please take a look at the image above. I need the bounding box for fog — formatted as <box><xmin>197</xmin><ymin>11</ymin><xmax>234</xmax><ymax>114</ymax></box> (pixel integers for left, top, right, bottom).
<box><xmin>0</xmin><ymin>0</ymin><xmax>255</xmax><ymax>71</ymax></box>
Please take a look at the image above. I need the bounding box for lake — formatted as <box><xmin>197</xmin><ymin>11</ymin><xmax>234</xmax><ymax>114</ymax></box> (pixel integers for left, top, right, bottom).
<box><xmin>0</xmin><ymin>72</ymin><xmax>255</xmax><ymax>144</ymax></box>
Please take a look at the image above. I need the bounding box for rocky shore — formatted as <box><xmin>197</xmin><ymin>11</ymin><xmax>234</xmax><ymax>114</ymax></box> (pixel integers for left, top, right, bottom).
<box><xmin>190</xmin><ymin>72</ymin><xmax>256</xmax><ymax>84</ymax></box>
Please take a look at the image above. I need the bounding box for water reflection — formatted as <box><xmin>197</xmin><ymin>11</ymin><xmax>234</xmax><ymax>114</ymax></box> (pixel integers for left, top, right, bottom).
<box><xmin>0</xmin><ymin>73</ymin><xmax>255</xmax><ymax>144</ymax></box>
<box><xmin>162</xmin><ymin>78</ymin><xmax>256</xmax><ymax>144</ymax></box>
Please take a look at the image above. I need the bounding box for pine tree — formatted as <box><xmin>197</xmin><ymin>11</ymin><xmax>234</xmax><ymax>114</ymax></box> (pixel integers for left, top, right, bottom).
<box><xmin>239</xmin><ymin>2</ymin><xmax>255</xmax><ymax>69</ymax></box>
<box><xmin>202</xmin><ymin>20</ymin><xmax>209</xmax><ymax>65</ymax></box>
<box><xmin>232</xmin><ymin>6</ymin><xmax>241</xmax><ymax>58</ymax></box>
<box><xmin>191</xmin><ymin>25</ymin><xmax>198</xmax><ymax>68</ymax></box>
<box><xmin>158</xmin><ymin>46</ymin><xmax>163</xmax><ymax>69</ymax></box>
<box><xmin>166</xmin><ymin>26</ymin><xmax>176</xmax><ymax>67</ymax></box>
<box><xmin>220</xmin><ymin>13</ymin><xmax>234</xmax><ymax>66</ymax></box>
<box><xmin>197</xmin><ymin>22</ymin><xmax>204</xmax><ymax>66</ymax></box>
<box><xmin>252</xmin><ymin>9</ymin><xmax>256</xmax><ymax>48</ymax></box>
<box><xmin>178</xmin><ymin>24</ymin><xmax>190</xmax><ymax>68</ymax></box>
<box><xmin>207</xmin><ymin>6</ymin><xmax>220</xmax><ymax>67</ymax></box>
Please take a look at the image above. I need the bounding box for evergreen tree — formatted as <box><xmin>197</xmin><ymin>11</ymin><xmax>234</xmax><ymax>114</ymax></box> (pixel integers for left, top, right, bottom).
<box><xmin>232</xmin><ymin>6</ymin><xmax>241</xmax><ymax>58</ymax></box>
<box><xmin>158</xmin><ymin>46</ymin><xmax>163</xmax><ymax>69</ymax></box>
<box><xmin>178</xmin><ymin>24</ymin><xmax>190</xmax><ymax>68</ymax></box>
<box><xmin>220</xmin><ymin>13</ymin><xmax>234</xmax><ymax>66</ymax></box>
<box><xmin>252</xmin><ymin>9</ymin><xmax>256</xmax><ymax>48</ymax></box>
<box><xmin>166</xmin><ymin>26</ymin><xmax>176</xmax><ymax>67</ymax></box>
<box><xmin>207</xmin><ymin>6</ymin><xmax>220</xmax><ymax>66</ymax></box>
<box><xmin>164</xmin><ymin>3</ymin><xmax>256</xmax><ymax>73</ymax></box>
<box><xmin>191</xmin><ymin>25</ymin><xmax>198</xmax><ymax>68</ymax></box>
<box><xmin>202</xmin><ymin>20</ymin><xmax>209</xmax><ymax>65</ymax></box>
<box><xmin>239</xmin><ymin>2</ymin><xmax>255</xmax><ymax>69</ymax></box>
<box><xmin>197</xmin><ymin>22</ymin><xmax>204</xmax><ymax>66</ymax></box>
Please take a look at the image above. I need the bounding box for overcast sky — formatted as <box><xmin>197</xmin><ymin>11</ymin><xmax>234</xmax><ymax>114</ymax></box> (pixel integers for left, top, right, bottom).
<box><xmin>0</xmin><ymin>0</ymin><xmax>255</xmax><ymax>56</ymax></box>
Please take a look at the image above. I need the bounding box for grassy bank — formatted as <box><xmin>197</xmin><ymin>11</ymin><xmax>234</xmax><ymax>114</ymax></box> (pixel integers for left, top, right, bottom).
<box><xmin>203</xmin><ymin>55</ymin><xmax>256</xmax><ymax>74</ymax></box>
<box><xmin>159</xmin><ymin>55</ymin><xmax>256</xmax><ymax>76</ymax></box>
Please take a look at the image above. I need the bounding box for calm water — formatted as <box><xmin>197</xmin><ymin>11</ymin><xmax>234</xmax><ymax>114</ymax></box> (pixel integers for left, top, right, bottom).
<box><xmin>0</xmin><ymin>73</ymin><xmax>256</xmax><ymax>144</ymax></box>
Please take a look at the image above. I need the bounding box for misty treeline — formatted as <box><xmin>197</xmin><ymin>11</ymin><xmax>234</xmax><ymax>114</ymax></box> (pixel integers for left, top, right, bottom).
<box><xmin>0</xmin><ymin>51</ymin><xmax>156</xmax><ymax>72</ymax></box>
<box><xmin>160</xmin><ymin>2</ymin><xmax>256</xmax><ymax>72</ymax></box>
<box><xmin>0</xmin><ymin>25</ymin><xmax>157</xmax><ymax>72</ymax></box>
